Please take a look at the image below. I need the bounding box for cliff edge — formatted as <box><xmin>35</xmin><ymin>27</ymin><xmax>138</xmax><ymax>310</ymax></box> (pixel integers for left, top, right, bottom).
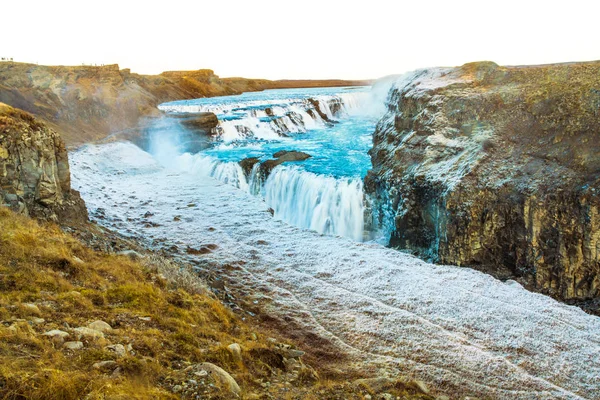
<box><xmin>365</xmin><ymin>61</ymin><xmax>600</xmax><ymax>304</ymax></box>
<box><xmin>0</xmin><ymin>103</ymin><xmax>87</xmax><ymax>223</ymax></box>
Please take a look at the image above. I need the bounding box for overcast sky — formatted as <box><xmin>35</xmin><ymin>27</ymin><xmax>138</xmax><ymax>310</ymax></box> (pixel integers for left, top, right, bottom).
<box><xmin>2</xmin><ymin>0</ymin><xmax>598</xmax><ymax>80</ymax></box>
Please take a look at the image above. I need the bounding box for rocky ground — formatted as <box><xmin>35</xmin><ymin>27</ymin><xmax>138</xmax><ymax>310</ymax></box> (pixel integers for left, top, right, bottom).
<box><xmin>0</xmin><ymin>207</ymin><xmax>440</xmax><ymax>400</ymax></box>
<box><xmin>365</xmin><ymin>61</ymin><xmax>600</xmax><ymax>311</ymax></box>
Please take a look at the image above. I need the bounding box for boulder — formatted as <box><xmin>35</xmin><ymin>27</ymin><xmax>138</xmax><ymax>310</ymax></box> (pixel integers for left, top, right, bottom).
<box><xmin>227</xmin><ymin>343</ymin><xmax>242</xmax><ymax>363</ymax></box>
<box><xmin>239</xmin><ymin>151</ymin><xmax>311</xmax><ymax>181</ymax></box>
<box><xmin>63</xmin><ymin>341</ymin><xmax>84</xmax><ymax>350</ymax></box>
<box><xmin>105</xmin><ymin>344</ymin><xmax>126</xmax><ymax>357</ymax></box>
<box><xmin>88</xmin><ymin>320</ymin><xmax>113</xmax><ymax>332</ymax></box>
<box><xmin>239</xmin><ymin>157</ymin><xmax>260</xmax><ymax>178</ymax></box>
<box><xmin>307</xmin><ymin>98</ymin><xmax>334</xmax><ymax>123</ymax></box>
<box><xmin>260</xmin><ymin>151</ymin><xmax>311</xmax><ymax>176</ymax></box>
<box><xmin>0</xmin><ymin>103</ymin><xmax>87</xmax><ymax>224</ymax></box>
<box><xmin>42</xmin><ymin>329</ymin><xmax>69</xmax><ymax>343</ymax></box>
<box><xmin>73</xmin><ymin>326</ymin><xmax>104</xmax><ymax>339</ymax></box>
<box><xmin>365</xmin><ymin>61</ymin><xmax>600</xmax><ymax>305</ymax></box>
<box><xmin>191</xmin><ymin>362</ymin><xmax>240</xmax><ymax>396</ymax></box>
<box><xmin>175</xmin><ymin>112</ymin><xmax>219</xmax><ymax>134</ymax></box>
<box><xmin>93</xmin><ymin>360</ymin><xmax>117</xmax><ymax>370</ymax></box>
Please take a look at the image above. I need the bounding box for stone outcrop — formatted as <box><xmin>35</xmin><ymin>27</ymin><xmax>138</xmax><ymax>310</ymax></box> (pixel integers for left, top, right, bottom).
<box><xmin>174</xmin><ymin>112</ymin><xmax>219</xmax><ymax>134</ymax></box>
<box><xmin>0</xmin><ymin>103</ymin><xmax>87</xmax><ymax>223</ymax></box>
<box><xmin>365</xmin><ymin>61</ymin><xmax>600</xmax><ymax>303</ymax></box>
<box><xmin>240</xmin><ymin>150</ymin><xmax>312</xmax><ymax>179</ymax></box>
<box><xmin>135</xmin><ymin>112</ymin><xmax>220</xmax><ymax>154</ymax></box>
<box><xmin>0</xmin><ymin>62</ymin><xmax>369</xmax><ymax>146</ymax></box>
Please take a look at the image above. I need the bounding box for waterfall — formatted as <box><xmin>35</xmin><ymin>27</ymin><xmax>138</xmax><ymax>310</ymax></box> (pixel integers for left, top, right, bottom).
<box><xmin>158</xmin><ymin>91</ymin><xmax>369</xmax><ymax>142</ymax></box>
<box><xmin>263</xmin><ymin>167</ymin><xmax>365</xmax><ymax>241</ymax></box>
<box><xmin>176</xmin><ymin>153</ymin><xmax>249</xmax><ymax>191</ymax></box>
<box><xmin>151</xmin><ymin>87</ymin><xmax>372</xmax><ymax>241</ymax></box>
<box><xmin>169</xmin><ymin>152</ymin><xmax>366</xmax><ymax>240</ymax></box>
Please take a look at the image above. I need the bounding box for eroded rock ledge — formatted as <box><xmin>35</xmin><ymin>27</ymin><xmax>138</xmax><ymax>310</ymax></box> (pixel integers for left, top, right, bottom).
<box><xmin>365</xmin><ymin>61</ymin><xmax>600</xmax><ymax>303</ymax></box>
<box><xmin>0</xmin><ymin>103</ymin><xmax>87</xmax><ymax>223</ymax></box>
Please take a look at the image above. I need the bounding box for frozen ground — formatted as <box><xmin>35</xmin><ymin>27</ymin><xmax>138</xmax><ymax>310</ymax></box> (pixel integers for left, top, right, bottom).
<box><xmin>71</xmin><ymin>142</ymin><xmax>600</xmax><ymax>399</ymax></box>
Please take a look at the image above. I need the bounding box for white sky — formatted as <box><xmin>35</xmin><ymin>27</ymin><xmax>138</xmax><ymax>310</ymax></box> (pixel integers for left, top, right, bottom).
<box><xmin>2</xmin><ymin>0</ymin><xmax>599</xmax><ymax>80</ymax></box>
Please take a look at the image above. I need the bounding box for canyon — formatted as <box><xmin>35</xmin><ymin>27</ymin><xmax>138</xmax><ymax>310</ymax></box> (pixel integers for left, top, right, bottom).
<box><xmin>1</xmin><ymin>59</ymin><xmax>600</xmax><ymax>399</ymax></box>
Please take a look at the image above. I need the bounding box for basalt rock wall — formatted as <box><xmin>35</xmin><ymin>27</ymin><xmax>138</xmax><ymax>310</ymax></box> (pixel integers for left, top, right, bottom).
<box><xmin>0</xmin><ymin>103</ymin><xmax>87</xmax><ymax>223</ymax></box>
<box><xmin>365</xmin><ymin>61</ymin><xmax>600</xmax><ymax>302</ymax></box>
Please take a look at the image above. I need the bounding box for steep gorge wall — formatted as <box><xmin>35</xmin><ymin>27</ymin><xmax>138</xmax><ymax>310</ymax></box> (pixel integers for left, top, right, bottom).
<box><xmin>0</xmin><ymin>103</ymin><xmax>87</xmax><ymax>223</ymax></box>
<box><xmin>0</xmin><ymin>62</ymin><xmax>369</xmax><ymax>145</ymax></box>
<box><xmin>365</xmin><ymin>61</ymin><xmax>600</xmax><ymax>303</ymax></box>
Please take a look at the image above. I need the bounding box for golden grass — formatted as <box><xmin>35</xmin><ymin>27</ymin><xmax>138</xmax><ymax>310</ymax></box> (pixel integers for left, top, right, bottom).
<box><xmin>0</xmin><ymin>208</ymin><xmax>438</xmax><ymax>399</ymax></box>
<box><xmin>0</xmin><ymin>208</ymin><xmax>282</xmax><ymax>399</ymax></box>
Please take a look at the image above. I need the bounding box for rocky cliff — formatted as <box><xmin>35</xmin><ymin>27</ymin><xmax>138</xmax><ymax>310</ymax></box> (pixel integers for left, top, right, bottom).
<box><xmin>365</xmin><ymin>61</ymin><xmax>600</xmax><ymax>304</ymax></box>
<box><xmin>0</xmin><ymin>103</ymin><xmax>87</xmax><ymax>223</ymax></box>
<box><xmin>0</xmin><ymin>62</ymin><xmax>370</xmax><ymax>145</ymax></box>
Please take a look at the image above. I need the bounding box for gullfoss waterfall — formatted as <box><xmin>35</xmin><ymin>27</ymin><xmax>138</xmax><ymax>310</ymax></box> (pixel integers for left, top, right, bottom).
<box><xmin>151</xmin><ymin>87</ymin><xmax>377</xmax><ymax>241</ymax></box>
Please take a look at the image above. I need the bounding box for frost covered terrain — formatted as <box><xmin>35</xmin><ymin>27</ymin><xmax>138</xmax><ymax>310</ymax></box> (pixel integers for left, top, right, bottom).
<box><xmin>71</xmin><ymin>141</ymin><xmax>600</xmax><ymax>399</ymax></box>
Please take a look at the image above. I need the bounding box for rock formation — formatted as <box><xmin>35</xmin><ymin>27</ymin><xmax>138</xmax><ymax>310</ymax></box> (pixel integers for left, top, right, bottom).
<box><xmin>0</xmin><ymin>103</ymin><xmax>87</xmax><ymax>223</ymax></box>
<box><xmin>0</xmin><ymin>62</ymin><xmax>369</xmax><ymax>146</ymax></box>
<box><xmin>174</xmin><ymin>112</ymin><xmax>219</xmax><ymax>134</ymax></box>
<box><xmin>135</xmin><ymin>112</ymin><xmax>220</xmax><ymax>154</ymax></box>
<box><xmin>240</xmin><ymin>150</ymin><xmax>312</xmax><ymax>179</ymax></box>
<box><xmin>365</xmin><ymin>61</ymin><xmax>600</xmax><ymax>303</ymax></box>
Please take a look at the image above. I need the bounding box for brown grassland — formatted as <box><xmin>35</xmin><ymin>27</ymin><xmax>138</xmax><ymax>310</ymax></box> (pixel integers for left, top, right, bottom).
<box><xmin>0</xmin><ymin>208</ymin><xmax>434</xmax><ymax>400</ymax></box>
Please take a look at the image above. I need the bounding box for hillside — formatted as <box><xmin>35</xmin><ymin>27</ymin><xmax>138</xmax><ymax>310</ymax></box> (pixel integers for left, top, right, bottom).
<box><xmin>0</xmin><ymin>62</ymin><xmax>370</xmax><ymax>145</ymax></box>
<box><xmin>0</xmin><ymin>206</ymin><xmax>443</xmax><ymax>400</ymax></box>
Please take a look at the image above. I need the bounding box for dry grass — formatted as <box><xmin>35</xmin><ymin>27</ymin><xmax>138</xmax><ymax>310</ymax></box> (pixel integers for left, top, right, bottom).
<box><xmin>0</xmin><ymin>208</ymin><xmax>438</xmax><ymax>399</ymax></box>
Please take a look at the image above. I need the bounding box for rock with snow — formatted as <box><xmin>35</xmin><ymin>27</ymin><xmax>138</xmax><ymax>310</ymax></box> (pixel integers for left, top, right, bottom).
<box><xmin>365</xmin><ymin>61</ymin><xmax>600</xmax><ymax>304</ymax></box>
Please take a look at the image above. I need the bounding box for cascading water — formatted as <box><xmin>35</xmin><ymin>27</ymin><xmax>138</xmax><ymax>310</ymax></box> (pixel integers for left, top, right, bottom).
<box><xmin>158</xmin><ymin>87</ymin><xmax>370</xmax><ymax>141</ymax></box>
<box><xmin>176</xmin><ymin>153</ymin><xmax>250</xmax><ymax>191</ymax></box>
<box><xmin>263</xmin><ymin>167</ymin><xmax>365</xmax><ymax>241</ymax></box>
<box><xmin>149</xmin><ymin>87</ymin><xmax>381</xmax><ymax>241</ymax></box>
